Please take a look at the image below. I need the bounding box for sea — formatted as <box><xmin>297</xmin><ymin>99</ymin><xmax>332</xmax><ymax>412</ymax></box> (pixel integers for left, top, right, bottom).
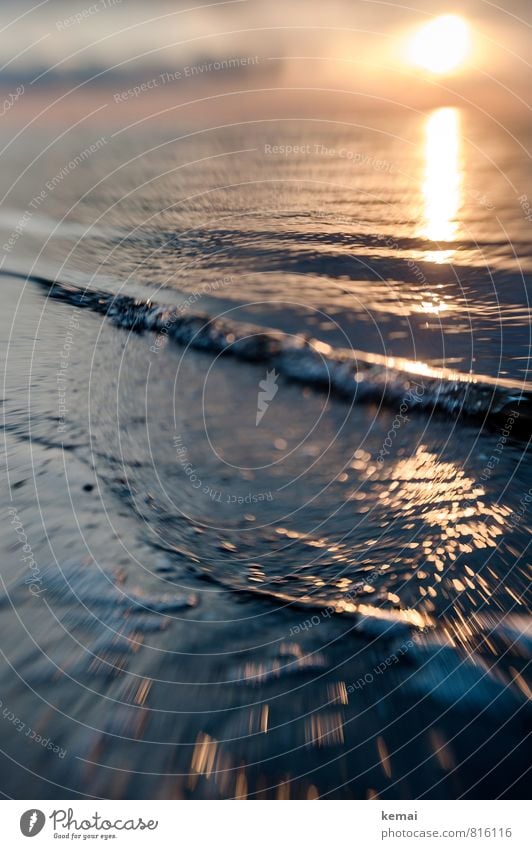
<box><xmin>0</xmin><ymin>107</ymin><xmax>530</xmax><ymax>798</ymax></box>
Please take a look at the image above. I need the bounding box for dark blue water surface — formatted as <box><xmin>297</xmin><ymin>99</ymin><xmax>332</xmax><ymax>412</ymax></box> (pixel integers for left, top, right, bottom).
<box><xmin>0</xmin><ymin>113</ymin><xmax>530</xmax><ymax>799</ymax></box>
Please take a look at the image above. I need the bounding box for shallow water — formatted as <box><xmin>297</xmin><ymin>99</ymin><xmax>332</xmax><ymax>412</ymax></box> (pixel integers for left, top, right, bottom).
<box><xmin>0</xmin><ymin>112</ymin><xmax>530</xmax><ymax>799</ymax></box>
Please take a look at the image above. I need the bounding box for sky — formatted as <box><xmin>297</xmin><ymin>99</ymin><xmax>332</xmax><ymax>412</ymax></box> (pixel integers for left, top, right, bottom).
<box><xmin>0</xmin><ymin>0</ymin><xmax>530</xmax><ymax>120</ymax></box>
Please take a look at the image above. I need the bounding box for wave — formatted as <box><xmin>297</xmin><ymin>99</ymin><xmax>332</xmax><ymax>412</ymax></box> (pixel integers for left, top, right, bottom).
<box><xmin>5</xmin><ymin>269</ymin><xmax>532</xmax><ymax>437</ymax></box>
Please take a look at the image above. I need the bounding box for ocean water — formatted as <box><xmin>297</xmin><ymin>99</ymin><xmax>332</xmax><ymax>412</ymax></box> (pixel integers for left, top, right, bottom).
<box><xmin>0</xmin><ymin>110</ymin><xmax>530</xmax><ymax>799</ymax></box>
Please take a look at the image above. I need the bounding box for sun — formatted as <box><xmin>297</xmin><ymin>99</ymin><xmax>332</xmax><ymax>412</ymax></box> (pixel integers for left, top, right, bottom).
<box><xmin>407</xmin><ymin>15</ymin><xmax>471</xmax><ymax>75</ymax></box>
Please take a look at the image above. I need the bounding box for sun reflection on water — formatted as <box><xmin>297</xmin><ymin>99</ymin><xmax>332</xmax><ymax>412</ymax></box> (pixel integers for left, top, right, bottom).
<box><xmin>422</xmin><ymin>107</ymin><xmax>463</xmax><ymax>262</ymax></box>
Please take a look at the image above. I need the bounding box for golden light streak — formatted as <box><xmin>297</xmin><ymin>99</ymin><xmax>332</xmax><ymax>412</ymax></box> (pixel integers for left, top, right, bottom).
<box><xmin>423</xmin><ymin>107</ymin><xmax>463</xmax><ymax>259</ymax></box>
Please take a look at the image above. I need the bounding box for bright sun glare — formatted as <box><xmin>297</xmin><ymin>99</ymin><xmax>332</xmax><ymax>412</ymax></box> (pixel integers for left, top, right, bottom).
<box><xmin>408</xmin><ymin>14</ymin><xmax>471</xmax><ymax>74</ymax></box>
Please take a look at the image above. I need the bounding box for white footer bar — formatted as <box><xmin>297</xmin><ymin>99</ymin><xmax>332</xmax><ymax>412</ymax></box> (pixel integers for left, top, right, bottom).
<box><xmin>3</xmin><ymin>799</ymin><xmax>527</xmax><ymax>848</ymax></box>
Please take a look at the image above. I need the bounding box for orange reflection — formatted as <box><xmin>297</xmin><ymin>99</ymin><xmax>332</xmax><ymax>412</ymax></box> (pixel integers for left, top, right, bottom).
<box><xmin>378</xmin><ymin>448</ymin><xmax>508</xmax><ymax>559</ymax></box>
<box><xmin>422</xmin><ymin>108</ymin><xmax>462</xmax><ymax>261</ymax></box>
